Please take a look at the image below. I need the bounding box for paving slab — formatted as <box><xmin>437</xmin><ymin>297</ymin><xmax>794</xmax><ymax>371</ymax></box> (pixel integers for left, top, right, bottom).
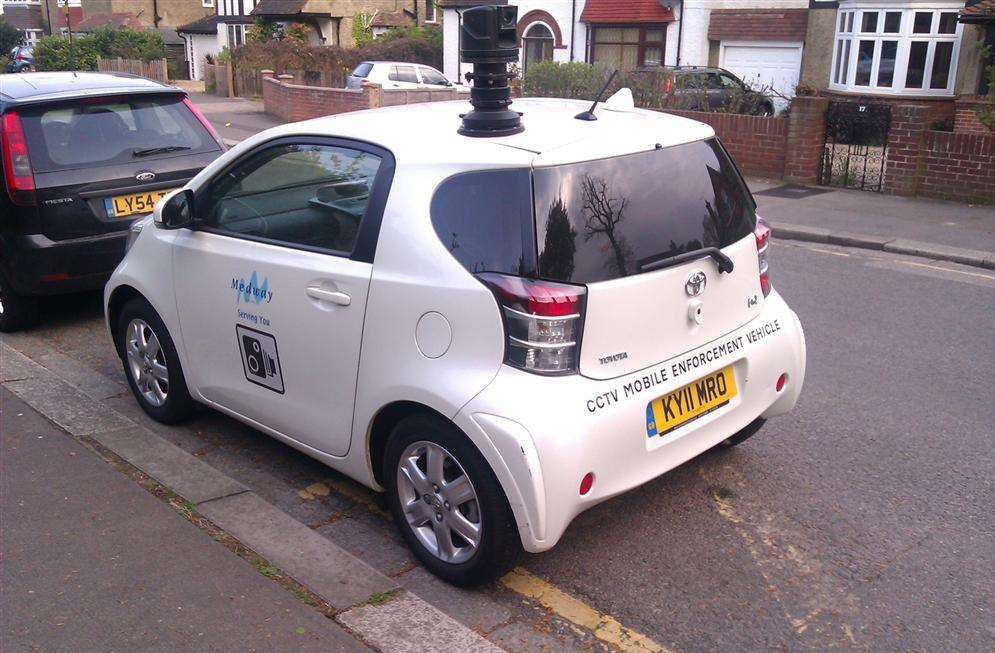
<box><xmin>197</xmin><ymin>491</ymin><xmax>397</xmax><ymax>610</ymax></box>
<box><xmin>318</xmin><ymin>514</ymin><xmax>418</xmax><ymax>577</ymax></box>
<box><xmin>91</xmin><ymin>425</ymin><xmax>247</xmax><ymax>505</ymax></box>
<box><xmin>34</xmin><ymin>350</ymin><xmax>128</xmax><ymax>400</ymax></box>
<box><xmin>883</xmin><ymin>238</ymin><xmax>994</xmax><ymax>268</ymax></box>
<box><xmin>768</xmin><ymin>221</ymin><xmax>832</xmax><ymax>243</ymax></box>
<box><xmin>338</xmin><ymin>592</ymin><xmax>504</xmax><ymax>653</ymax></box>
<box><xmin>1</xmin><ymin>388</ymin><xmax>369</xmax><ymax>653</ymax></box>
<box><xmin>1</xmin><ymin>344</ymin><xmax>39</xmax><ymax>382</ymax></box>
<box><xmin>3</xmin><ymin>373</ymin><xmax>132</xmax><ymax>436</ymax></box>
<box><xmin>828</xmin><ymin>230</ymin><xmax>894</xmax><ymax>250</ymax></box>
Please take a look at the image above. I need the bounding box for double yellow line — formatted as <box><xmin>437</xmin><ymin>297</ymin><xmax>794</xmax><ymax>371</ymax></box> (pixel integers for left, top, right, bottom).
<box><xmin>502</xmin><ymin>568</ymin><xmax>673</xmax><ymax>653</ymax></box>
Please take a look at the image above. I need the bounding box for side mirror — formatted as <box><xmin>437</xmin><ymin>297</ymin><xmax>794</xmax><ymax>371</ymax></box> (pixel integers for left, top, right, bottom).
<box><xmin>155</xmin><ymin>189</ymin><xmax>194</xmax><ymax>229</ymax></box>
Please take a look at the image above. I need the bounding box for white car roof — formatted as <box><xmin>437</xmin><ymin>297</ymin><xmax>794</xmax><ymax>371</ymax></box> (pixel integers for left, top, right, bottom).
<box><xmin>234</xmin><ymin>97</ymin><xmax>716</xmax><ymax>168</ymax></box>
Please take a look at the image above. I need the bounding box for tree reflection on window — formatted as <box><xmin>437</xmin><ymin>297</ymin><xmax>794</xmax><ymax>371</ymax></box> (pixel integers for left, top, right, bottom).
<box><xmin>581</xmin><ymin>175</ymin><xmax>632</xmax><ymax>278</ymax></box>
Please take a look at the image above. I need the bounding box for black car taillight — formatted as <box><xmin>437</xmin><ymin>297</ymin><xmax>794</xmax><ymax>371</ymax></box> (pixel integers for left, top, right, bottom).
<box><xmin>755</xmin><ymin>218</ymin><xmax>771</xmax><ymax>297</ymax></box>
<box><xmin>477</xmin><ymin>273</ymin><xmax>586</xmax><ymax>375</ymax></box>
<box><xmin>1</xmin><ymin>111</ymin><xmax>36</xmax><ymax>206</ymax></box>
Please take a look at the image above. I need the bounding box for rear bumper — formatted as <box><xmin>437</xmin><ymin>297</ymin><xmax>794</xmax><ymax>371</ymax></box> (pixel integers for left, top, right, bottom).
<box><xmin>1</xmin><ymin>231</ymin><xmax>127</xmax><ymax>296</ymax></box>
<box><xmin>455</xmin><ymin>290</ymin><xmax>806</xmax><ymax>553</ymax></box>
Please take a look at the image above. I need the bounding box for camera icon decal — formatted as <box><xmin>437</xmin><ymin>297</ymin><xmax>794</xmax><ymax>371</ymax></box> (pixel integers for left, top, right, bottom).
<box><xmin>236</xmin><ymin>325</ymin><xmax>284</xmax><ymax>394</ymax></box>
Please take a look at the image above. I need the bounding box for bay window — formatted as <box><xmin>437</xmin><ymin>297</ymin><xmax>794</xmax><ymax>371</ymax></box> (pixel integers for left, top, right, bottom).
<box><xmin>590</xmin><ymin>26</ymin><xmax>666</xmax><ymax>70</ymax></box>
<box><xmin>830</xmin><ymin>2</ymin><xmax>963</xmax><ymax>95</ymax></box>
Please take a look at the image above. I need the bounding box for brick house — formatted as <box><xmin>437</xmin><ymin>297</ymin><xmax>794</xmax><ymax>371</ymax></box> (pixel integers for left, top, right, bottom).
<box><xmin>441</xmin><ymin>1</ymin><xmax>819</xmax><ymax>104</ymax></box>
<box><xmin>0</xmin><ymin>0</ymin><xmax>83</xmax><ymax>43</ymax></box>
<box><xmin>179</xmin><ymin>1</ymin><xmax>435</xmax><ymax>80</ymax></box>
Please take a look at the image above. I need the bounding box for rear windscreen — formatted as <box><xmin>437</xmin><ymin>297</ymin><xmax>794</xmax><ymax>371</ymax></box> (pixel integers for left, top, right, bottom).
<box><xmin>20</xmin><ymin>95</ymin><xmax>218</xmax><ymax>172</ymax></box>
<box><xmin>351</xmin><ymin>63</ymin><xmax>374</xmax><ymax>78</ymax></box>
<box><xmin>533</xmin><ymin>138</ymin><xmax>756</xmax><ymax>284</ymax></box>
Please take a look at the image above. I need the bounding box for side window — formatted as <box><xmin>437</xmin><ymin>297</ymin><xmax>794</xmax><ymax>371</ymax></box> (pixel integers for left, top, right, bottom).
<box><xmin>430</xmin><ymin>169</ymin><xmax>536</xmax><ymax>276</ymax></box>
<box><xmin>719</xmin><ymin>73</ymin><xmax>742</xmax><ymax>89</ymax></box>
<box><xmin>389</xmin><ymin>65</ymin><xmax>419</xmax><ymax>83</ymax></box>
<box><xmin>704</xmin><ymin>73</ymin><xmax>725</xmax><ymax>90</ymax></box>
<box><xmin>419</xmin><ymin>66</ymin><xmax>449</xmax><ymax>85</ymax></box>
<box><xmin>202</xmin><ymin>142</ymin><xmax>382</xmax><ymax>254</ymax></box>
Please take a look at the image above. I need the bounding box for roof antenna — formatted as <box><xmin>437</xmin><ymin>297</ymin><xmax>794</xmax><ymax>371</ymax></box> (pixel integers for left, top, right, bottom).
<box><xmin>458</xmin><ymin>5</ymin><xmax>524</xmax><ymax>137</ymax></box>
<box><xmin>574</xmin><ymin>69</ymin><xmax>619</xmax><ymax>121</ymax></box>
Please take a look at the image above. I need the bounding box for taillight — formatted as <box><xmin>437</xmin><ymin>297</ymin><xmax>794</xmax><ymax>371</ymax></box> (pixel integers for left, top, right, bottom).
<box><xmin>182</xmin><ymin>97</ymin><xmax>225</xmax><ymax>149</ymax></box>
<box><xmin>755</xmin><ymin>218</ymin><xmax>771</xmax><ymax>297</ymax></box>
<box><xmin>2</xmin><ymin>111</ymin><xmax>36</xmax><ymax>206</ymax></box>
<box><xmin>477</xmin><ymin>273</ymin><xmax>586</xmax><ymax>375</ymax></box>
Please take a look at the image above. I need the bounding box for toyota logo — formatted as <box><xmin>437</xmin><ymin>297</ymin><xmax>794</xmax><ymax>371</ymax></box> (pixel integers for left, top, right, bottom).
<box><xmin>685</xmin><ymin>271</ymin><xmax>707</xmax><ymax>297</ymax></box>
<box><xmin>135</xmin><ymin>171</ymin><xmax>156</xmax><ymax>182</ymax></box>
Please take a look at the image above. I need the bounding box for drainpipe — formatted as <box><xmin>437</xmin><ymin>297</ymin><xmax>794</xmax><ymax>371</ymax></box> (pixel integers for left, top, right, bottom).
<box><xmin>570</xmin><ymin>0</ymin><xmax>576</xmax><ymax>61</ymax></box>
<box><xmin>676</xmin><ymin>0</ymin><xmax>684</xmax><ymax>66</ymax></box>
<box><xmin>152</xmin><ymin>0</ymin><xmax>160</xmax><ymax>28</ymax></box>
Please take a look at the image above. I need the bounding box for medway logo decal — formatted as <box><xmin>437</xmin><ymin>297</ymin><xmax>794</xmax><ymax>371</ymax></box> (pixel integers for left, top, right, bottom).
<box><xmin>232</xmin><ymin>271</ymin><xmax>273</xmax><ymax>304</ymax></box>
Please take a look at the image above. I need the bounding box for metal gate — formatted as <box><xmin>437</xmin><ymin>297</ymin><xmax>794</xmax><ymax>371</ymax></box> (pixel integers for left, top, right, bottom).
<box><xmin>820</xmin><ymin>101</ymin><xmax>892</xmax><ymax>192</ymax></box>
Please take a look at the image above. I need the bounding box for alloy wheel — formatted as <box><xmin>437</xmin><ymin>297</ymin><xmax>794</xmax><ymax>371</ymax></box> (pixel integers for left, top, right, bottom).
<box><xmin>396</xmin><ymin>440</ymin><xmax>481</xmax><ymax>564</ymax></box>
<box><xmin>125</xmin><ymin>318</ymin><xmax>169</xmax><ymax>407</ymax></box>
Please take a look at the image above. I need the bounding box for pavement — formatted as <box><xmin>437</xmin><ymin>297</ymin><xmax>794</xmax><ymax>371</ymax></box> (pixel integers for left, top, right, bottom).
<box><xmin>0</xmin><ymin>387</ymin><xmax>368</xmax><ymax>652</ymax></box>
<box><xmin>749</xmin><ymin>179</ymin><xmax>995</xmax><ymax>270</ymax></box>
<box><xmin>186</xmin><ymin>91</ymin><xmax>995</xmax><ymax>270</ymax></box>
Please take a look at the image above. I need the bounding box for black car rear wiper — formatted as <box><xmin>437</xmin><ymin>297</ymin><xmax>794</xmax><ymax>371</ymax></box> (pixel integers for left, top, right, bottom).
<box><xmin>133</xmin><ymin>145</ymin><xmax>191</xmax><ymax>157</ymax></box>
<box><xmin>639</xmin><ymin>247</ymin><xmax>735</xmax><ymax>274</ymax></box>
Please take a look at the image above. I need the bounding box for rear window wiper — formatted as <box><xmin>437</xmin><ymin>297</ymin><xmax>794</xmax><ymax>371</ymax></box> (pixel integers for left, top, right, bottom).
<box><xmin>133</xmin><ymin>145</ymin><xmax>191</xmax><ymax>157</ymax></box>
<box><xmin>639</xmin><ymin>247</ymin><xmax>735</xmax><ymax>274</ymax></box>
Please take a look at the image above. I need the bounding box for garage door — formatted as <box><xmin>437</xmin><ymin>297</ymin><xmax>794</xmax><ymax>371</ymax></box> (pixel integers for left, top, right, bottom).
<box><xmin>720</xmin><ymin>42</ymin><xmax>803</xmax><ymax>111</ymax></box>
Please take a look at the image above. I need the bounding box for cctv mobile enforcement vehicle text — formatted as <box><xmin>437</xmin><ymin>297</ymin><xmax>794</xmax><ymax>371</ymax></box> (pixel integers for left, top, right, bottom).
<box><xmin>105</xmin><ymin>5</ymin><xmax>806</xmax><ymax>586</ymax></box>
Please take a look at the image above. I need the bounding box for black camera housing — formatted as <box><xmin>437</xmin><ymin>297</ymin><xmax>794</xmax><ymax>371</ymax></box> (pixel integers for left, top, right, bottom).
<box><xmin>458</xmin><ymin>5</ymin><xmax>524</xmax><ymax>137</ymax></box>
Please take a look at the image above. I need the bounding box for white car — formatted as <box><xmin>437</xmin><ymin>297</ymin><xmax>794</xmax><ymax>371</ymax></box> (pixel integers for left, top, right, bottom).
<box><xmin>346</xmin><ymin>60</ymin><xmax>466</xmax><ymax>91</ymax></box>
<box><xmin>105</xmin><ymin>81</ymin><xmax>805</xmax><ymax>586</ymax></box>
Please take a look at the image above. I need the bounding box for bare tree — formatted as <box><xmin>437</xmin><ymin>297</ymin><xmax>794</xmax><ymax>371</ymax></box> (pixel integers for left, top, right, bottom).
<box><xmin>581</xmin><ymin>174</ymin><xmax>632</xmax><ymax>277</ymax></box>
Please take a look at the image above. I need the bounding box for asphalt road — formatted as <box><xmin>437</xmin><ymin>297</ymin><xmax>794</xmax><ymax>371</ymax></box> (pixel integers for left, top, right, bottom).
<box><xmin>5</xmin><ymin>241</ymin><xmax>993</xmax><ymax>652</ymax></box>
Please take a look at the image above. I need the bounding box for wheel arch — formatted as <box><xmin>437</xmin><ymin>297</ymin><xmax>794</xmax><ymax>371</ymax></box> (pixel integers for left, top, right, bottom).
<box><xmin>366</xmin><ymin>400</ymin><xmax>452</xmax><ymax>488</ymax></box>
<box><xmin>107</xmin><ymin>284</ymin><xmax>145</xmax><ymax>357</ymax></box>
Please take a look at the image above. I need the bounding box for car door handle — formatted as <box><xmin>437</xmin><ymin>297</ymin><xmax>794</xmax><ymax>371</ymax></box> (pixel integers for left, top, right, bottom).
<box><xmin>306</xmin><ymin>286</ymin><xmax>351</xmax><ymax>306</ymax></box>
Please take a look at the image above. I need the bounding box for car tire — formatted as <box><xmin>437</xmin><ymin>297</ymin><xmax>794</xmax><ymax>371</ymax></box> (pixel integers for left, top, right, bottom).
<box><xmin>720</xmin><ymin>417</ymin><xmax>766</xmax><ymax>448</ymax></box>
<box><xmin>384</xmin><ymin>414</ymin><xmax>521</xmax><ymax>587</ymax></box>
<box><xmin>116</xmin><ymin>297</ymin><xmax>195</xmax><ymax>424</ymax></box>
<box><xmin>0</xmin><ymin>275</ymin><xmax>40</xmax><ymax>333</ymax></box>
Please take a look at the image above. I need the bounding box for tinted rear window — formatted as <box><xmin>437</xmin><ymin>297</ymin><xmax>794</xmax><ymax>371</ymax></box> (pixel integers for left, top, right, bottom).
<box><xmin>533</xmin><ymin>138</ymin><xmax>755</xmax><ymax>284</ymax></box>
<box><xmin>20</xmin><ymin>95</ymin><xmax>217</xmax><ymax>172</ymax></box>
<box><xmin>430</xmin><ymin>169</ymin><xmax>536</xmax><ymax>276</ymax></box>
<box><xmin>351</xmin><ymin>62</ymin><xmax>374</xmax><ymax>78</ymax></box>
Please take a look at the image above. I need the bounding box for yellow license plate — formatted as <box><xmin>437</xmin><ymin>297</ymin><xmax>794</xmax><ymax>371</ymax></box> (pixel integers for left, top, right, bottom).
<box><xmin>646</xmin><ymin>365</ymin><xmax>738</xmax><ymax>438</ymax></box>
<box><xmin>106</xmin><ymin>189</ymin><xmax>176</xmax><ymax>218</ymax></box>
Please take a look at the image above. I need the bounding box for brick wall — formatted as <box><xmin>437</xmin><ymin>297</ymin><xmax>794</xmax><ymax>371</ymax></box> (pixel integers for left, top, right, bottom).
<box><xmin>918</xmin><ymin>131</ymin><xmax>995</xmax><ymax>202</ymax></box>
<box><xmin>261</xmin><ymin>72</ymin><xmax>460</xmax><ymax>122</ymax></box>
<box><xmin>882</xmin><ymin>104</ymin><xmax>930</xmax><ymax>197</ymax></box>
<box><xmin>262</xmin><ymin>74</ymin><xmax>375</xmax><ymax>122</ymax></box>
<box><xmin>663</xmin><ymin>110</ymin><xmax>789</xmax><ymax>179</ymax></box>
<box><xmin>954</xmin><ymin>96</ymin><xmax>994</xmax><ymax>134</ymax></box>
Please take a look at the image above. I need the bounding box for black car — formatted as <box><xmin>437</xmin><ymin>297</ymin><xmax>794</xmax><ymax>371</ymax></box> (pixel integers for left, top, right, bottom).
<box><xmin>0</xmin><ymin>72</ymin><xmax>225</xmax><ymax>331</ymax></box>
<box><xmin>632</xmin><ymin>66</ymin><xmax>776</xmax><ymax>117</ymax></box>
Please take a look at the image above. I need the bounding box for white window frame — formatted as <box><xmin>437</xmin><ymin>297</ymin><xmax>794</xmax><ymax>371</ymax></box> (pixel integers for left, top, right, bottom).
<box><xmin>202</xmin><ymin>0</ymin><xmax>215</xmax><ymax>8</ymax></box>
<box><xmin>227</xmin><ymin>23</ymin><xmax>248</xmax><ymax>49</ymax></box>
<box><xmin>425</xmin><ymin>1</ymin><xmax>437</xmax><ymax>24</ymax></box>
<box><xmin>829</xmin><ymin>1</ymin><xmax>963</xmax><ymax>97</ymax></box>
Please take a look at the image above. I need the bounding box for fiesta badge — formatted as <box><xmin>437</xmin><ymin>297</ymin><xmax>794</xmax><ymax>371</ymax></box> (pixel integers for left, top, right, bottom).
<box><xmin>685</xmin><ymin>270</ymin><xmax>707</xmax><ymax>297</ymax></box>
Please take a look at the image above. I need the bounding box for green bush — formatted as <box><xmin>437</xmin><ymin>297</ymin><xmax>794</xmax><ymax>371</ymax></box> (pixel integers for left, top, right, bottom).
<box><xmin>522</xmin><ymin>61</ymin><xmax>612</xmax><ymax>100</ymax></box>
<box><xmin>0</xmin><ymin>19</ymin><xmax>24</xmax><ymax>53</ymax></box>
<box><xmin>377</xmin><ymin>25</ymin><xmax>443</xmax><ymax>49</ymax></box>
<box><xmin>34</xmin><ymin>27</ymin><xmax>165</xmax><ymax>72</ymax></box>
<box><xmin>231</xmin><ymin>35</ymin><xmax>442</xmax><ymax>87</ymax></box>
<box><xmin>34</xmin><ymin>35</ymin><xmax>100</xmax><ymax>71</ymax></box>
